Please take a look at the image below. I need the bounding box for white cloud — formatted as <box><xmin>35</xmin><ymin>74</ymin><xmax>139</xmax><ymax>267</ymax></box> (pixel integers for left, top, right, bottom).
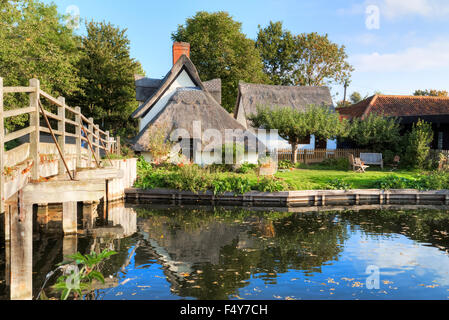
<box><xmin>351</xmin><ymin>40</ymin><xmax>449</xmax><ymax>72</ymax></box>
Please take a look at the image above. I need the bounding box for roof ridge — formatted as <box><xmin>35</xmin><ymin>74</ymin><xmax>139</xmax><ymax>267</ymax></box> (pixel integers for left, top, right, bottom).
<box><xmin>377</xmin><ymin>94</ymin><xmax>449</xmax><ymax>100</ymax></box>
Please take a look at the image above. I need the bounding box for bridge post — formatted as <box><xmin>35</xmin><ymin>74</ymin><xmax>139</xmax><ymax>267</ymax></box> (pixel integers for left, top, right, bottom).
<box><xmin>95</xmin><ymin>124</ymin><xmax>100</xmax><ymax>163</ymax></box>
<box><xmin>10</xmin><ymin>194</ymin><xmax>33</xmax><ymax>300</ymax></box>
<box><xmin>62</xmin><ymin>201</ymin><xmax>77</xmax><ymax>235</ymax></box>
<box><xmin>57</xmin><ymin>97</ymin><xmax>66</xmax><ymax>176</ymax></box>
<box><xmin>116</xmin><ymin>136</ymin><xmax>121</xmax><ymax>156</ymax></box>
<box><xmin>63</xmin><ymin>235</ymin><xmax>78</xmax><ymax>257</ymax></box>
<box><xmin>75</xmin><ymin>107</ymin><xmax>82</xmax><ymax>169</ymax></box>
<box><xmin>106</xmin><ymin>131</ymin><xmax>111</xmax><ymax>153</ymax></box>
<box><xmin>0</xmin><ymin>77</ymin><xmax>4</xmax><ymax>214</ymax></box>
<box><xmin>29</xmin><ymin>79</ymin><xmax>40</xmax><ymax>181</ymax></box>
<box><xmin>88</xmin><ymin>118</ymin><xmax>93</xmax><ymax>168</ymax></box>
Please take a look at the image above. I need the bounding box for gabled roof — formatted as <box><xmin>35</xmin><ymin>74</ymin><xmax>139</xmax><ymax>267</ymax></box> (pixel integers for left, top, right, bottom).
<box><xmin>131</xmin><ymin>55</ymin><xmax>206</xmax><ymax>119</ymax></box>
<box><xmin>132</xmin><ymin>88</ymin><xmax>258</xmax><ymax>152</ymax></box>
<box><xmin>235</xmin><ymin>82</ymin><xmax>334</xmax><ymax>127</ymax></box>
<box><xmin>337</xmin><ymin>95</ymin><xmax>449</xmax><ymax>120</ymax></box>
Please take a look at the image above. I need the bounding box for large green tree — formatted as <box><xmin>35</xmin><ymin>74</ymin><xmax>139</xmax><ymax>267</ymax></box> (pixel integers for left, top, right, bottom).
<box><xmin>0</xmin><ymin>0</ymin><xmax>81</xmax><ymax>130</ymax></box>
<box><xmin>256</xmin><ymin>22</ymin><xmax>353</xmax><ymax>88</ymax></box>
<box><xmin>255</xmin><ymin>21</ymin><xmax>296</xmax><ymax>85</ymax></box>
<box><xmin>171</xmin><ymin>11</ymin><xmax>269</xmax><ymax>113</ymax></box>
<box><xmin>69</xmin><ymin>21</ymin><xmax>143</xmax><ymax>137</ymax></box>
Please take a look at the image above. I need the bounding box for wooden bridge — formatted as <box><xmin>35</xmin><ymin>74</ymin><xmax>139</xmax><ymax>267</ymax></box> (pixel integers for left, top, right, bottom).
<box><xmin>0</xmin><ymin>77</ymin><xmax>137</xmax><ymax>300</ymax></box>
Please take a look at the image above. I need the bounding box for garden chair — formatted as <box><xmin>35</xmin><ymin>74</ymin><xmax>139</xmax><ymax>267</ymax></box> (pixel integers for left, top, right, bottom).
<box><xmin>354</xmin><ymin>157</ymin><xmax>369</xmax><ymax>173</ymax></box>
<box><xmin>390</xmin><ymin>156</ymin><xmax>400</xmax><ymax>171</ymax></box>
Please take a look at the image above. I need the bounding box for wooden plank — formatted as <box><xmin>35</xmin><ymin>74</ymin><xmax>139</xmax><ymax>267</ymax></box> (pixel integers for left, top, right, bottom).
<box><xmin>39</xmin><ymin>89</ymin><xmax>63</xmax><ymax>107</ymax></box>
<box><xmin>42</xmin><ymin>109</ymin><xmax>62</xmax><ymax>121</ymax></box>
<box><xmin>57</xmin><ymin>97</ymin><xmax>66</xmax><ymax>175</ymax></box>
<box><xmin>0</xmin><ymin>77</ymin><xmax>4</xmax><ymax>213</ymax></box>
<box><xmin>4</xmin><ymin>126</ymin><xmax>36</xmax><ymax>143</ymax></box>
<box><xmin>30</xmin><ymin>79</ymin><xmax>40</xmax><ymax>180</ymax></box>
<box><xmin>39</xmin><ymin>126</ymin><xmax>63</xmax><ymax>136</ymax></box>
<box><xmin>65</xmin><ymin>118</ymin><xmax>78</xmax><ymax>127</ymax></box>
<box><xmin>3</xmin><ymin>106</ymin><xmax>35</xmax><ymax>119</ymax></box>
<box><xmin>10</xmin><ymin>194</ymin><xmax>33</xmax><ymax>300</ymax></box>
<box><xmin>21</xmin><ymin>179</ymin><xmax>106</xmax><ymax>203</ymax></box>
<box><xmin>3</xmin><ymin>86</ymin><xmax>36</xmax><ymax>93</ymax></box>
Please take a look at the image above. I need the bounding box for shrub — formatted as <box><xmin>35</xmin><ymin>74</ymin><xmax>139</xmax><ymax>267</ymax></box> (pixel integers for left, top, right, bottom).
<box><xmin>403</xmin><ymin>119</ymin><xmax>434</xmax><ymax>169</ymax></box>
<box><xmin>212</xmin><ymin>176</ymin><xmax>252</xmax><ymax>195</ymax></box>
<box><xmin>376</xmin><ymin>175</ymin><xmax>416</xmax><ymax>190</ymax></box>
<box><xmin>320</xmin><ymin>158</ymin><xmax>350</xmax><ymax>170</ymax></box>
<box><xmin>278</xmin><ymin>160</ymin><xmax>294</xmax><ymax>170</ymax></box>
<box><xmin>256</xmin><ymin>177</ymin><xmax>291</xmax><ymax>192</ymax></box>
<box><xmin>236</xmin><ymin>162</ymin><xmax>258</xmax><ymax>174</ymax></box>
<box><xmin>326</xmin><ymin>178</ymin><xmax>353</xmax><ymax>190</ymax></box>
<box><xmin>166</xmin><ymin>165</ymin><xmax>213</xmax><ymax>193</ymax></box>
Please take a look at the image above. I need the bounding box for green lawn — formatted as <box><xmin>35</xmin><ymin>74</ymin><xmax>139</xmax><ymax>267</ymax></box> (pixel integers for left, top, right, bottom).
<box><xmin>274</xmin><ymin>168</ymin><xmax>419</xmax><ymax>190</ymax></box>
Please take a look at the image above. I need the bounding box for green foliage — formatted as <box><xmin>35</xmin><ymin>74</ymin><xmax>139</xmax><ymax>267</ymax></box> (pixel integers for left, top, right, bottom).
<box><xmin>403</xmin><ymin>119</ymin><xmax>434</xmax><ymax>169</ymax></box>
<box><xmin>256</xmin><ymin>21</ymin><xmax>353</xmax><ymax>87</ymax></box>
<box><xmin>413</xmin><ymin>89</ymin><xmax>448</xmax><ymax>97</ymax></box>
<box><xmin>347</xmin><ymin>113</ymin><xmax>402</xmax><ymax>153</ymax></box>
<box><xmin>0</xmin><ymin>0</ymin><xmax>81</xmax><ymax>131</ymax></box>
<box><xmin>171</xmin><ymin>11</ymin><xmax>269</xmax><ymax>112</ymax></box>
<box><xmin>236</xmin><ymin>162</ymin><xmax>257</xmax><ymax>174</ymax></box>
<box><xmin>278</xmin><ymin>160</ymin><xmax>294</xmax><ymax>170</ymax></box>
<box><xmin>326</xmin><ymin>178</ymin><xmax>353</xmax><ymax>190</ymax></box>
<box><xmin>320</xmin><ymin>157</ymin><xmax>350</xmax><ymax>170</ymax></box>
<box><xmin>350</xmin><ymin>92</ymin><xmax>363</xmax><ymax>104</ymax></box>
<box><xmin>212</xmin><ymin>176</ymin><xmax>252</xmax><ymax>195</ymax></box>
<box><xmin>257</xmin><ymin>176</ymin><xmax>291</xmax><ymax>192</ymax></box>
<box><xmin>255</xmin><ymin>21</ymin><xmax>296</xmax><ymax>85</ymax></box>
<box><xmin>249</xmin><ymin>105</ymin><xmax>346</xmax><ymax>162</ymax></box>
<box><xmin>52</xmin><ymin>249</ymin><xmax>117</xmax><ymax>300</ymax></box>
<box><xmin>68</xmin><ymin>21</ymin><xmax>142</xmax><ymax>137</ymax></box>
<box><xmin>376</xmin><ymin>172</ymin><xmax>449</xmax><ymax>190</ymax></box>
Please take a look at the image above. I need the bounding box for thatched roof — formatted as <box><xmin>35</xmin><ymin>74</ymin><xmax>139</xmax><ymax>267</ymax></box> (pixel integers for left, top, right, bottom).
<box><xmin>132</xmin><ymin>55</ymin><xmax>206</xmax><ymax>119</ymax></box>
<box><xmin>132</xmin><ymin>88</ymin><xmax>259</xmax><ymax>152</ymax></box>
<box><xmin>235</xmin><ymin>82</ymin><xmax>334</xmax><ymax>128</ymax></box>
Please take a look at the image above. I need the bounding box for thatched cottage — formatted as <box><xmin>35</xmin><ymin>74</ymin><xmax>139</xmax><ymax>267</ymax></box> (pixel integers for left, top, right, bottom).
<box><xmin>234</xmin><ymin>82</ymin><xmax>335</xmax><ymax>149</ymax></box>
<box><xmin>131</xmin><ymin>43</ymin><xmax>259</xmax><ymax>164</ymax></box>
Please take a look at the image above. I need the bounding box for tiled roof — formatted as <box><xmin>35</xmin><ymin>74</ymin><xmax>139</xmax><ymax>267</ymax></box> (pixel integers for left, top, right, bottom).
<box><xmin>337</xmin><ymin>95</ymin><xmax>449</xmax><ymax>119</ymax></box>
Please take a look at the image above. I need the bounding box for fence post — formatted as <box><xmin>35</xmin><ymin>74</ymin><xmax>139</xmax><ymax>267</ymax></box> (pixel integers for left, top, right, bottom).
<box><xmin>105</xmin><ymin>131</ymin><xmax>110</xmax><ymax>153</ymax></box>
<box><xmin>57</xmin><ymin>97</ymin><xmax>66</xmax><ymax>176</ymax></box>
<box><xmin>88</xmin><ymin>118</ymin><xmax>93</xmax><ymax>168</ymax></box>
<box><xmin>94</xmin><ymin>125</ymin><xmax>100</xmax><ymax>162</ymax></box>
<box><xmin>116</xmin><ymin>136</ymin><xmax>121</xmax><ymax>156</ymax></box>
<box><xmin>29</xmin><ymin>79</ymin><xmax>40</xmax><ymax>181</ymax></box>
<box><xmin>0</xmin><ymin>77</ymin><xmax>4</xmax><ymax>213</ymax></box>
<box><xmin>75</xmin><ymin>107</ymin><xmax>81</xmax><ymax>168</ymax></box>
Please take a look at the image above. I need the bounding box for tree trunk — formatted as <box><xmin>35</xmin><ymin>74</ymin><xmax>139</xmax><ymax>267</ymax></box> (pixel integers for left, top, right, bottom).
<box><xmin>291</xmin><ymin>143</ymin><xmax>298</xmax><ymax>163</ymax></box>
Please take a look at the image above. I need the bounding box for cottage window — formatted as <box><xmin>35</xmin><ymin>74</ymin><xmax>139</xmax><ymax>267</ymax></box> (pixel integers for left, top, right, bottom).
<box><xmin>438</xmin><ymin>132</ymin><xmax>444</xmax><ymax>150</ymax></box>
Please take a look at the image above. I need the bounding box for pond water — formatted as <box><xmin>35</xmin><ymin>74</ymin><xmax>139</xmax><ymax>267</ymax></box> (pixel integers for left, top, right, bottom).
<box><xmin>1</xmin><ymin>203</ymin><xmax>449</xmax><ymax>300</ymax></box>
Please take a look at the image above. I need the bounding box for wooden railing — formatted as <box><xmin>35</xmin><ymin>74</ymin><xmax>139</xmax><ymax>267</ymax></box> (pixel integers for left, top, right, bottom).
<box><xmin>277</xmin><ymin>148</ymin><xmax>369</xmax><ymax>163</ymax></box>
<box><xmin>1</xmin><ymin>77</ymin><xmax>121</xmax><ymax>211</ymax></box>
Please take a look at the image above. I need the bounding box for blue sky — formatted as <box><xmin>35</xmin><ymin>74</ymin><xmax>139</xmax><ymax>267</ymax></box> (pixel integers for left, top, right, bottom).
<box><xmin>43</xmin><ymin>0</ymin><xmax>449</xmax><ymax>102</ymax></box>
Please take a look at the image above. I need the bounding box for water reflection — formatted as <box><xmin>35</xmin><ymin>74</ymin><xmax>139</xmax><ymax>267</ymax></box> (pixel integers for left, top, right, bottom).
<box><xmin>2</xmin><ymin>204</ymin><xmax>449</xmax><ymax>300</ymax></box>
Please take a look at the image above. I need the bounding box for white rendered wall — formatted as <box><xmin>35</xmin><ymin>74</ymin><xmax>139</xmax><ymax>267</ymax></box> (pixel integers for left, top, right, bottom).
<box><xmin>139</xmin><ymin>70</ymin><xmax>196</xmax><ymax>132</ymax></box>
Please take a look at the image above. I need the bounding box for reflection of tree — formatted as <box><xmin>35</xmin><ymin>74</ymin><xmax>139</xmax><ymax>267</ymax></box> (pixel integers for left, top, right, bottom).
<box><xmin>339</xmin><ymin>209</ymin><xmax>449</xmax><ymax>253</ymax></box>
<box><xmin>136</xmin><ymin>207</ymin><xmax>348</xmax><ymax>300</ymax></box>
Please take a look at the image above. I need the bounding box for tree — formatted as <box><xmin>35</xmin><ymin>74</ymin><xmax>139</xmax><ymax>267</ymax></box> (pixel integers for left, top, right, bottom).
<box><xmin>171</xmin><ymin>11</ymin><xmax>268</xmax><ymax>113</ymax></box>
<box><xmin>0</xmin><ymin>0</ymin><xmax>81</xmax><ymax>131</ymax></box>
<box><xmin>350</xmin><ymin>92</ymin><xmax>363</xmax><ymax>104</ymax></box>
<box><xmin>249</xmin><ymin>105</ymin><xmax>346</xmax><ymax>163</ymax></box>
<box><xmin>293</xmin><ymin>32</ymin><xmax>354</xmax><ymax>87</ymax></box>
<box><xmin>404</xmin><ymin>119</ymin><xmax>434</xmax><ymax>169</ymax></box>
<box><xmin>413</xmin><ymin>89</ymin><xmax>448</xmax><ymax>97</ymax></box>
<box><xmin>69</xmin><ymin>21</ymin><xmax>143</xmax><ymax>137</ymax></box>
<box><xmin>348</xmin><ymin>113</ymin><xmax>402</xmax><ymax>153</ymax></box>
<box><xmin>255</xmin><ymin>21</ymin><xmax>296</xmax><ymax>85</ymax></box>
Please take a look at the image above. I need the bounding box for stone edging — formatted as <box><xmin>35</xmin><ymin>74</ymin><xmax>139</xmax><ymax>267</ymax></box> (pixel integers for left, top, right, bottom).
<box><xmin>125</xmin><ymin>188</ymin><xmax>449</xmax><ymax>207</ymax></box>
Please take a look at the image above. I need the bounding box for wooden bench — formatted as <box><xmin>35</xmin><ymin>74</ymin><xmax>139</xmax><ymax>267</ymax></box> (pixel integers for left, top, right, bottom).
<box><xmin>360</xmin><ymin>153</ymin><xmax>383</xmax><ymax>169</ymax></box>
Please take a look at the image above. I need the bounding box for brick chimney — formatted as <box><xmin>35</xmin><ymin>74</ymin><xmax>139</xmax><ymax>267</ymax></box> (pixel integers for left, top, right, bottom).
<box><xmin>173</xmin><ymin>42</ymin><xmax>190</xmax><ymax>65</ymax></box>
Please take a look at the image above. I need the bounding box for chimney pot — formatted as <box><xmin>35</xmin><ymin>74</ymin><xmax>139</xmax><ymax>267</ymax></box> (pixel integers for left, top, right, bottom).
<box><xmin>173</xmin><ymin>42</ymin><xmax>190</xmax><ymax>65</ymax></box>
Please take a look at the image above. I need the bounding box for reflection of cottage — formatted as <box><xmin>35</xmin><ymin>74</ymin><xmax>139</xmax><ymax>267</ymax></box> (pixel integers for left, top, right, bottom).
<box><xmin>234</xmin><ymin>82</ymin><xmax>335</xmax><ymax>150</ymax></box>
<box><xmin>131</xmin><ymin>42</ymin><xmax>259</xmax><ymax>165</ymax></box>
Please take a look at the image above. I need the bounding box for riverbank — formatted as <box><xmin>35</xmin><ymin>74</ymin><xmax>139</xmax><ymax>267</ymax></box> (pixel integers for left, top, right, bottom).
<box><xmin>125</xmin><ymin>188</ymin><xmax>449</xmax><ymax>207</ymax></box>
